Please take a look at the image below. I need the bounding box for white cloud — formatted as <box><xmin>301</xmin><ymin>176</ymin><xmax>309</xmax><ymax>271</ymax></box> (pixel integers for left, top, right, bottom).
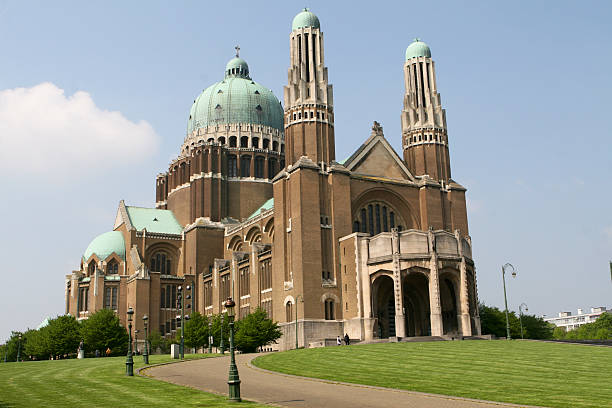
<box><xmin>0</xmin><ymin>82</ymin><xmax>159</xmax><ymax>181</ymax></box>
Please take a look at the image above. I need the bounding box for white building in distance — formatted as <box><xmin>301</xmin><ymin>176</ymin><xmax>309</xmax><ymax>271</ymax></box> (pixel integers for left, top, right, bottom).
<box><xmin>544</xmin><ymin>307</ymin><xmax>608</xmax><ymax>331</ymax></box>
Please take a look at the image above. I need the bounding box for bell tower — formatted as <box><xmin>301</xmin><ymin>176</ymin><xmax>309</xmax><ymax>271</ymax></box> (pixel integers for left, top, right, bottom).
<box><xmin>401</xmin><ymin>39</ymin><xmax>451</xmax><ymax>182</ymax></box>
<box><xmin>283</xmin><ymin>8</ymin><xmax>335</xmax><ymax>165</ymax></box>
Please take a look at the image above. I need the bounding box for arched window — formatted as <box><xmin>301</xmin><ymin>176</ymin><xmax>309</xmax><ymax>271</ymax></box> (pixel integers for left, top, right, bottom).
<box><xmin>325</xmin><ymin>299</ymin><xmax>335</xmax><ymax>320</ymax></box>
<box><xmin>272</xmin><ymin>141</ymin><xmax>279</xmax><ymax>152</ymax></box>
<box><xmin>286</xmin><ymin>301</ymin><xmax>293</xmax><ymax>322</ymax></box>
<box><xmin>354</xmin><ymin>202</ymin><xmax>405</xmax><ymax>236</ymax></box>
<box><xmin>254</xmin><ymin>156</ymin><xmax>265</xmax><ymax>178</ymax></box>
<box><xmin>218</xmin><ymin>136</ymin><xmax>226</xmax><ymax>145</ymax></box>
<box><xmin>107</xmin><ymin>260</ymin><xmax>119</xmax><ymax>274</ymax></box>
<box><xmin>252</xmin><ymin>137</ymin><xmax>259</xmax><ymax>148</ymax></box>
<box><xmin>150</xmin><ymin>252</ymin><xmax>171</xmax><ymax>275</ymax></box>
<box><xmin>262</xmin><ymin>139</ymin><xmax>270</xmax><ymax>149</ymax></box>
<box><xmin>229</xmin><ymin>136</ymin><xmax>237</xmax><ymax>147</ymax></box>
<box><xmin>227</xmin><ymin>155</ymin><xmax>237</xmax><ymax>177</ymax></box>
<box><xmin>240</xmin><ymin>155</ymin><xmax>251</xmax><ymax>177</ymax></box>
<box><xmin>268</xmin><ymin>158</ymin><xmax>277</xmax><ymax>179</ymax></box>
<box><xmin>240</xmin><ymin>136</ymin><xmax>249</xmax><ymax>148</ymax></box>
<box><xmin>88</xmin><ymin>262</ymin><xmax>96</xmax><ymax>276</ymax></box>
<box><xmin>280</xmin><ymin>144</ymin><xmax>285</xmax><ymax>153</ymax></box>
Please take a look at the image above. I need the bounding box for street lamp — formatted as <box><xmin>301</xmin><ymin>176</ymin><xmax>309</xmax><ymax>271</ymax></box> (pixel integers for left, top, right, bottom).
<box><xmin>519</xmin><ymin>303</ymin><xmax>528</xmax><ymax>340</ymax></box>
<box><xmin>501</xmin><ymin>263</ymin><xmax>517</xmax><ymax>340</ymax></box>
<box><xmin>134</xmin><ymin>330</ymin><xmax>140</xmax><ymax>354</ymax></box>
<box><xmin>208</xmin><ymin>320</ymin><xmax>213</xmax><ymax>354</ymax></box>
<box><xmin>224</xmin><ymin>297</ymin><xmax>241</xmax><ymax>402</ymax></box>
<box><xmin>126</xmin><ymin>307</ymin><xmax>134</xmax><ymax>376</ymax></box>
<box><xmin>295</xmin><ymin>295</ymin><xmax>303</xmax><ymax>350</ymax></box>
<box><xmin>143</xmin><ymin>315</ymin><xmax>149</xmax><ymax>365</ymax></box>
<box><xmin>177</xmin><ymin>285</ymin><xmax>192</xmax><ymax>360</ymax></box>
<box><xmin>16</xmin><ymin>333</ymin><xmax>22</xmax><ymax>363</ymax></box>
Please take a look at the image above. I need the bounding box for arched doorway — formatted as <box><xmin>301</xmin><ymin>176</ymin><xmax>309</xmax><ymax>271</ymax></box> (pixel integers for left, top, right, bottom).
<box><xmin>372</xmin><ymin>275</ymin><xmax>395</xmax><ymax>338</ymax></box>
<box><xmin>440</xmin><ymin>274</ymin><xmax>459</xmax><ymax>335</ymax></box>
<box><xmin>402</xmin><ymin>272</ymin><xmax>430</xmax><ymax>336</ymax></box>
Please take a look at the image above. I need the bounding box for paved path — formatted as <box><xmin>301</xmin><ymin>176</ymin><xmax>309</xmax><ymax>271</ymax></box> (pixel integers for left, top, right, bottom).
<box><xmin>144</xmin><ymin>354</ymin><xmax>536</xmax><ymax>408</ymax></box>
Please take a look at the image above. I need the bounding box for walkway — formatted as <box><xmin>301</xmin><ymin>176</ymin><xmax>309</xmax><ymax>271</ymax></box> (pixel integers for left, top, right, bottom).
<box><xmin>144</xmin><ymin>354</ymin><xmax>537</xmax><ymax>408</ymax></box>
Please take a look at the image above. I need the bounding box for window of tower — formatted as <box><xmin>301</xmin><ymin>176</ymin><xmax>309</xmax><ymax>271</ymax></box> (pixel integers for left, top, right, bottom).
<box><xmin>272</xmin><ymin>141</ymin><xmax>279</xmax><ymax>152</ymax></box>
<box><xmin>324</xmin><ymin>299</ymin><xmax>335</xmax><ymax>320</ymax></box>
<box><xmin>252</xmin><ymin>137</ymin><xmax>259</xmax><ymax>148</ymax></box>
<box><xmin>281</xmin><ymin>144</ymin><xmax>285</xmax><ymax>153</ymax></box>
<box><xmin>263</xmin><ymin>139</ymin><xmax>270</xmax><ymax>149</ymax></box>
<box><xmin>229</xmin><ymin>136</ymin><xmax>237</xmax><ymax>147</ymax></box>
<box><xmin>268</xmin><ymin>158</ymin><xmax>277</xmax><ymax>179</ymax></box>
<box><xmin>240</xmin><ymin>136</ymin><xmax>249</xmax><ymax>148</ymax></box>
<box><xmin>286</xmin><ymin>301</ymin><xmax>293</xmax><ymax>322</ymax></box>
<box><xmin>88</xmin><ymin>261</ymin><xmax>96</xmax><ymax>276</ymax></box>
<box><xmin>218</xmin><ymin>137</ymin><xmax>226</xmax><ymax>145</ymax></box>
<box><xmin>107</xmin><ymin>260</ymin><xmax>119</xmax><ymax>275</ymax></box>
<box><xmin>150</xmin><ymin>252</ymin><xmax>171</xmax><ymax>275</ymax></box>
<box><xmin>298</xmin><ymin>112</ymin><xmax>301</xmax><ymax>119</ymax></box>
<box><xmin>240</xmin><ymin>155</ymin><xmax>251</xmax><ymax>177</ymax></box>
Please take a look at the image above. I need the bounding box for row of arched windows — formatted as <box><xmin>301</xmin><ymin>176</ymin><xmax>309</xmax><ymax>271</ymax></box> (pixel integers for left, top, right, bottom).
<box><xmin>203</xmin><ymin>135</ymin><xmax>284</xmax><ymax>152</ymax></box>
<box><xmin>353</xmin><ymin>202</ymin><xmax>404</xmax><ymax>236</ymax></box>
<box><xmin>227</xmin><ymin>155</ymin><xmax>283</xmax><ymax>179</ymax></box>
<box><xmin>150</xmin><ymin>252</ymin><xmax>171</xmax><ymax>275</ymax></box>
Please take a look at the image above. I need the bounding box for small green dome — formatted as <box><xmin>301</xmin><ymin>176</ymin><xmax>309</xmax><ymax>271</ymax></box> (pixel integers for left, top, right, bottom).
<box><xmin>225</xmin><ymin>57</ymin><xmax>249</xmax><ymax>78</ymax></box>
<box><xmin>406</xmin><ymin>39</ymin><xmax>431</xmax><ymax>60</ymax></box>
<box><xmin>292</xmin><ymin>8</ymin><xmax>320</xmax><ymax>30</ymax></box>
<box><xmin>83</xmin><ymin>231</ymin><xmax>125</xmax><ymax>262</ymax></box>
<box><xmin>187</xmin><ymin>57</ymin><xmax>283</xmax><ymax>134</ymax></box>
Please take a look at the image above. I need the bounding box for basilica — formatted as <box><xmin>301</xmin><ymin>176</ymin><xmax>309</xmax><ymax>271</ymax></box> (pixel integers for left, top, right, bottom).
<box><xmin>65</xmin><ymin>9</ymin><xmax>481</xmax><ymax>350</ymax></box>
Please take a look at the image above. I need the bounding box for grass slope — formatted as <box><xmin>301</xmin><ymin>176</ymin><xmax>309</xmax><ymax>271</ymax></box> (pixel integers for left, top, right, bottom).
<box><xmin>253</xmin><ymin>340</ymin><xmax>612</xmax><ymax>408</ymax></box>
<box><xmin>0</xmin><ymin>354</ymin><xmax>266</xmax><ymax>408</ymax></box>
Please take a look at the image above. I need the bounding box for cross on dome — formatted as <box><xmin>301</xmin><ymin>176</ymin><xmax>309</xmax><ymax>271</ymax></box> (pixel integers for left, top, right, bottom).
<box><xmin>235</xmin><ymin>45</ymin><xmax>240</xmax><ymax>57</ymax></box>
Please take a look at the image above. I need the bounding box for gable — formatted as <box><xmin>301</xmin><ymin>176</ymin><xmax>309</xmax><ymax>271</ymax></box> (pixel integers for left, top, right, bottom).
<box><xmin>347</xmin><ymin>138</ymin><xmax>415</xmax><ymax>181</ymax></box>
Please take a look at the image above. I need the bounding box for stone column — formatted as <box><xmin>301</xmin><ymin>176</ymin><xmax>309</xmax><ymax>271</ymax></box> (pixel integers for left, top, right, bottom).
<box><xmin>459</xmin><ymin>257</ymin><xmax>472</xmax><ymax>337</ymax></box>
<box><xmin>391</xmin><ymin>230</ymin><xmax>406</xmax><ymax>338</ymax></box>
<box><xmin>473</xmin><ymin>266</ymin><xmax>482</xmax><ymax>335</ymax></box>
<box><xmin>428</xmin><ymin>231</ymin><xmax>443</xmax><ymax>336</ymax></box>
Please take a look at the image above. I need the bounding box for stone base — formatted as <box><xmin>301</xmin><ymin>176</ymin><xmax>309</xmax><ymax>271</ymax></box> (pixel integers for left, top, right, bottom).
<box><xmin>170</xmin><ymin>344</ymin><xmax>180</xmax><ymax>359</ymax></box>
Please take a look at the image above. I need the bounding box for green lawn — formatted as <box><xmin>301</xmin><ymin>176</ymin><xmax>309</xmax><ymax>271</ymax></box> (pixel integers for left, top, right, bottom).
<box><xmin>253</xmin><ymin>340</ymin><xmax>612</xmax><ymax>408</ymax></box>
<box><xmin>0</xmin><ymin>354</ymin><xmax>267</xmax><ymax>407</ymax></box>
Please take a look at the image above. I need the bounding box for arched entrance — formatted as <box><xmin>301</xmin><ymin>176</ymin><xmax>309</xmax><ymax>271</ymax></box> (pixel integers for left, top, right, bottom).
<box><xmin>402</xmin><ymin>272</ymin><xmax>430</xmax><ymax>336</ymax></box>
<box><xmin>440</xmin><ymin>273</ymin><xmax>459</xmax><ymax>335</ymax></box>
<box><xmin>372</xmin><ymin>275</ymin><xmax>395</xmax><ymax>338</ymax></box>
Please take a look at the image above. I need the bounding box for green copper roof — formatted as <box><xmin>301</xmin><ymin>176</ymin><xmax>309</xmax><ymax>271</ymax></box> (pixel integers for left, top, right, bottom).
<box><xmin>292</xmin><ymin>8</ymin><xmax>320</xmax><ymax>30</ymax></box>
<box><xmin>187</xmin><ymin>57</ymin><xmax>283</xmax><ymax>135</ymax></box>
<box><xmin>247</xmin><ymin>198</ymin><xmax>274</xmax><ymax>220</ymax></box>
<box><xmin>126</xmin><ymin>206</ymin><xmax>183</xmax><ymax>235</ymax></box>
<box><xmin>406</xmin><ymin>39</ymin><xmax>431</xmax><ymax>60</ymax></box>
<box><xmin>83</xmin><ymin>231</ymin><xmax>126</xmax><ymax>261</ymax></box>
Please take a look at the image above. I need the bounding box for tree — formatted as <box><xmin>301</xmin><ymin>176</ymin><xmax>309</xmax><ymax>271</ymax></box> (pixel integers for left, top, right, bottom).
<box><xmin>3</xmin><ymin>332</ymin><xmax>23</xmax><ymax>362</ymax></box>
<box><xmin>479</xmin><ymin>304</ymin><xmax>507</xmax><ymax>338</ymax></box>
<box><xmin>44</xmin><ymin>315</ymin><xmax>81</xmax><ymax>357</ymax></box>
<box><xmin>560</xmin><ymin>312</ymin><xmax>612</xmax><ymax>340</ymax></box>
<box><xmin>81</xmin><ymin>309</ymin><xmax>128</xmax><ymax>356</ymax></box>
<box><xmin>24</xmin><ymin>328</ymin><xmax>48</xmax><ymax>360</ymax></box>
<box><xmin>148</xmin><ymin>330</ymin><xmax>171</xmax><ymax>354</ymax></box>
<box><xmin>519</xmin><ymin>314</ymin><xmax>553</xmax><ymax>339</ymax></box>
<box><xmin>234</xmin><ymin>308</ymin><xmax>282</xmax><ymax>353</ymax></box>
<box><xmin>210</xmin><ymin>313</ymin><xmax>229</xmax><ymax>348</ymax></box>
<box><xmin>184</xmin><ymin>312</ymin><xmax>209</xmax><ymax>350</ymax></box>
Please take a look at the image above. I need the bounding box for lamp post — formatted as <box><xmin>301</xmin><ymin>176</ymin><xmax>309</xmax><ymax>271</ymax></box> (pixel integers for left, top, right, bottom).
<box><xmin>220</xmin><ymin>313</ymin><xmax>225</xmax><ymax>354</ymax></box>
<box><xmin>143</xmin><ymin>315</ymin><xmax>149</xmax><ymax>365</ymax></box>
<box><xmin>295</xmin><ymin>295</ymin><xmax>303</xmax><ymax>350</ymax></box>
<box><xmin>16</xmin><ymin>333</ymin><xmax>22</xmax><ymax>363</ymax></box>
<box><xmin>126</xmin><ymin>307</ymin><xmax>134</xmax><ymax>376</ymax></box>
<box><xmin>501</xmin><ymin>263</ymin><xmax>516</xmax><ymax>340</ymax></box>
<box><xmin>177</xmin><ymin>285</ymin><xmax>192</xmax><ymax>360</ymax></box>
<box><xmin>519</xmin><ymin>303</ymin><xmax>528</xmax><ymax>340</ymax></box>
<box><xmin>208</xmin><ymin>320</ymin><xmax>213</xmax><ymax>354</ymax></box>
<box><xmin>224</xmin><ymin>297</ymin><xmax>241</xmax><ymax>402</ymax></box>
<box><xmin>134</xmin><ymin>330</ymin><xmax>140</xmax><ymax>355</ymax></box>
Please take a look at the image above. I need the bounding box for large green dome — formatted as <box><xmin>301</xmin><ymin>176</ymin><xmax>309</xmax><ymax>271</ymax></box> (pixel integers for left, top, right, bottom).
<box><xmin>292</xmin><ymin>8</ymin><xmax>320</xmax><ymax>30</ymax></box>
<box><xmin>83</xmin><ymin>231</ymin><xmax>125</xmax><ymax>261</ymax></box>
<box><xmin>406</xmin><ymin>39</ymin><xmax>431</xmax><ymax>60</ymax></box>
<box><xmin>187</xmin><ymin>57</ymin><xmax>283</xmax><ymax>135</ymax></box>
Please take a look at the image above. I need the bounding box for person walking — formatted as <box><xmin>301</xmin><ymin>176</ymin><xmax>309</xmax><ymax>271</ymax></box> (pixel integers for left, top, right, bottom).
<box><xmin>336</xmin><ymin>336</ymin><xmax>342</xmax><ymax>346</ymax></box>
<box><xmin>344</xmin><ymin>333</ymin><xmax>350</xmax><ymax>346</ymax></box>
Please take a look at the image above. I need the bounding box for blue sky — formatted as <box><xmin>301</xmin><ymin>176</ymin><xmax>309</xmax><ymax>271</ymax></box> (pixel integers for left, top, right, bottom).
<box><xmin>1</xmin><ymin>0</ymin><xmax>611</xmax><ymax>341</ymax></box>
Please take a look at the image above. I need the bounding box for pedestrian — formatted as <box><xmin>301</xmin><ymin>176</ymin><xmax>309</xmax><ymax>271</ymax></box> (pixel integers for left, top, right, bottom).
<box><xmin>344</xmin><ymin>333</ymin><xmax>350</xmax><ymax>345</ymax></box>
<box><xmin>105</xmin><ymin>347</ymin><xmax>111</xmax><ymax>357</ymax></box>
<box><xmin>336</xmin><ymin>336</ymin><xmax>342</xmax><ymax>346</ymax></box>
<box><xmin>95</xmin><ymin>349</ymin><xmax>100</xmax><ymax>358</ymax></box>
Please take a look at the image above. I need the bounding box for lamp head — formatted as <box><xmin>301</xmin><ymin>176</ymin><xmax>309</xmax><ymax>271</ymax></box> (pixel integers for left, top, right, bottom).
<box><xmin>186</xmin><ymin>285</ymin><xmax>191</xmax><ymax>291</ymax></box>
<box><xmin>143</xmin><ymin>315</ymin><xmax>148</xmax><ymax>321</ymax></box>
<box><xmin>127</xmin><ymin>307</ymin><xmax>134</xmax><ymax>322</ymax></box>
<box><xmin>224</xmin><ymin>297</ymin><xmax>236</xmax><ymax>318</ymax></box>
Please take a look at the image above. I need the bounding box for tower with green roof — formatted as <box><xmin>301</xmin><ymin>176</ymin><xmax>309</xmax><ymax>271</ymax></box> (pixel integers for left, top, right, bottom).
<box><xmin>401</xmin><ymin>38</ymin><xmax>451</xmax><ymax>182</ymax></box>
